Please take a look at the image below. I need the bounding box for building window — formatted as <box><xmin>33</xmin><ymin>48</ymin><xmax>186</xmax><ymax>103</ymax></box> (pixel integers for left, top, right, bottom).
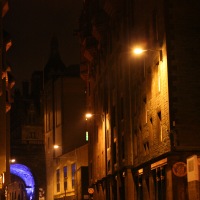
<box><xmin>56</xmin><ymin>169</ymin><xmax>60</xmax><ymax>192</ymax></box>
<box><xmin>71</xmin><ymin>163</ymin><xmax>76</xmax><ymax>189</ymax></box>
<box><xmin>143</xmin><ymin>141</ymin><xmax>150</xmax><ymax>155</ymax></box>
<box><xmin>86</xmin><ymin>131</ymin><xmax>89</xmax><ymax>141</ymax></box>
<box><xmin>134</xmin><ymin>171</ymin><xmax>143</xmax><ymax>200</ymax></box>
<box><xmin>113</xmin><ymin>139</ymin><xmax>117</xmax><ymax>164</ymax></box>
<box><xmin>63</xmin><ymin>166</ymin><xmax>68</xmax><ymax>191</ymax></box>
<box><xmin>152</xmin><ymin>167</ymin><xmax>166</xmax><ymax>200</ymax></box>
<box><xmin>106</xmin><ymin>130</ymin><xmax>111</xmax><ymax>149</ymax></box>
<box><xmin>157</xmin><ymin>111</ymin><xmax>162</xmax><ymax>141</ymax></box>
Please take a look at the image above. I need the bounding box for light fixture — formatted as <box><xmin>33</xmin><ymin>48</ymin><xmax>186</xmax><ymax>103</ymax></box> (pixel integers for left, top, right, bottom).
<box><xmin>133</xmin><ymin>48</ymin><xmax>146</xmax><ymax>54</ymax></box>
<box><xmin>85</xmin><ymin>112</ymin><xmax>104</xmax><ymax>121</ymax></box>
<box><xmin>133</xmin><ymin>47</ymin><xmax>163</xmax><ymax>61</ymax></box>
<box><xmin>53</xmin><ymin>144</ymin><xmax>60</xmax><ymax>149</ymax></box>
<box><xmin>10</xmin><ymin>158</ymin><xmax>16</xmax><ymax>163</ymax></box>
<box><xmin>85</xmin><ymin>113</ymin><xmax>93</xmax><ymax>120</ymax></box>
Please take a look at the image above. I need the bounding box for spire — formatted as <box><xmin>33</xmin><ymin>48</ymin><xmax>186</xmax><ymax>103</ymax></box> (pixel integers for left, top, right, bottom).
<box><xmin>44</xmin><ymin>36</ymin><xmax>66</xmax><ymax>83</ymax></box>
<box><xmin>50</xmin><ymin>35</ymin><xmax>59</xmax><ymax>57</ymax></box>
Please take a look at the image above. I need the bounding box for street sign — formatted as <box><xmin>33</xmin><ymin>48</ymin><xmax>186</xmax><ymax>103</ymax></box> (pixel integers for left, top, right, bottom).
<box><xmin>88</xmin><ymin>187</ymin><xmax>94</xmax><ymax>194</ymax></box>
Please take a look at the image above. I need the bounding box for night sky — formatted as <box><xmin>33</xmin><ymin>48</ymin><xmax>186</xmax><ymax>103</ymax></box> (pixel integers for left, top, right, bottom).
<box><xmin>3</xmin><ymin>0</ymin><xmax>82</xmax><ymax>88</ymax></box>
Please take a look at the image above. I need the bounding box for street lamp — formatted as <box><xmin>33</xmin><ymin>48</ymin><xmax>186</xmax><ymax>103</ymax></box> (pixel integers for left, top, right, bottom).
<box><xmin>10</xmin><ymin>158</ymin><xmax>16</xmax><ymax>163</ymax></box>
<box><xmin>53</xmin><ymin>144</ymin><xmax>60</xmax><ymax>149</ymax></box>
<box><xmin>85</xmin><ymin>113</ymin><xmax>93</xmax><ymax>120</ymax></box>
<box><xmin>133</xmin><ymin>47</ymin><xmax>163</xmax><ymax>61</ymax></box>
<box><xmin>85</xmin><ymin>112</ymin><xmax>104</xmax><ymax>121</ymax></box>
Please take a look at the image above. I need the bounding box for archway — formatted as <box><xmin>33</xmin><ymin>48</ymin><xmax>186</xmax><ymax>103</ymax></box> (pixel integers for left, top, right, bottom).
<box><xmin>10</xmin><ymin>163</ymin><xmax>35</xmax><ymax>200</ymax></box>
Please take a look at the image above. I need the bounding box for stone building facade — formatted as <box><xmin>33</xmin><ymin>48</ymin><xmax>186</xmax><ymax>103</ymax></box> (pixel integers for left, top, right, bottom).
<box><xmin>79</xmin><ymin>0</ymin><xmax>200</xmax><ymax>199</ymax></box>
<box><xmin>44</xmin><ymin>37</ymin><xmax>88</xmax><ymax>200</ymax></box>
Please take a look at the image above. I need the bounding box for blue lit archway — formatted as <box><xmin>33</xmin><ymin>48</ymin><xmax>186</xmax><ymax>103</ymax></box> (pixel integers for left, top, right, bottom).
<box><xmin>10</xmin><ymin>163</ymin><xmax>35</xmax><ymax>200</ymax></box>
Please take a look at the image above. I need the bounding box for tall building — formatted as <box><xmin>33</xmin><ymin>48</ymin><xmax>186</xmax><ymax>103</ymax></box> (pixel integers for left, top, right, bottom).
<box><xmin>44</xmin><ymin>36</ymin><xmax>88</xmax><ymax>200</ymax></box>
<box><xmin>9</xmin><ymin>71</ymin><xmax>46</xmax><ymax>200</ymax></box>
<box><xmin>79</xmin><ymin>0</ymin><xmax>200</xmax><ymax>199</ymax></box>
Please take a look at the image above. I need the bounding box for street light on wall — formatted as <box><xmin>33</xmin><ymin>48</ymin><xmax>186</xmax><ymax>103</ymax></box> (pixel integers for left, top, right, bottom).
<box><xmin>85</xmin><ymin>113</ymin><xmax>104</xmax><ymax>121</ymax></box>
<box><xmin>133</xmin><ymin>48</ymin><xmax>163</xmax><ymax>61</ymax></box>
<box><xmin>10</xmin><ymin>158</ymin><xmax>16</xmax><ymax>163</ymax></box>
<box><xmin>53</xmin><ymin>144</ymin><xmax>60</xmax><ymax>149</ymax></box>
<box><xmin>85</xmin><ymin>113</ymin><xmax>93</xmax><ymax>120</ymax></box>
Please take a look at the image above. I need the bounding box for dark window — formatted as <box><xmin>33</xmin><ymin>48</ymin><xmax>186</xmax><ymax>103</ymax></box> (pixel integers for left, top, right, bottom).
<box><xmin>56</xmin><ymin>169</ymin><xmax>60</xmax><ymax>192</ymax></box>
<box><xmin>63</xmin><ymin>166</ymin><xmax>68</xmax><ymax>190</ymax></box>
<box><xmin>71</xmin><ymin>163</ymin><xmax>76</xmax><ymax>189</ymax></box>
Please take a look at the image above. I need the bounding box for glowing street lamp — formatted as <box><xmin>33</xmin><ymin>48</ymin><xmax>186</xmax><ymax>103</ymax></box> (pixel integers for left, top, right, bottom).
<box><xmin>85</xmin><ymin>112</ymin><xmax>104</xmax><ymax>121</ymax></box>
<box><xmin>133</xmin><ymin>48</ymin><xmax>147</xmax><ymax>54</ymax></box>
<box><xmin>133</xmin><ymin>47</ymin><xmax>163</xmax><ymax>61</ymax></box>
<box><xmin>53</xmin><ymin>144</ymin><xmax>60</xmax><ymax>149</ymax></box>
<box><xmin>85</xmin><ymin>113</ymin><xmax>93</xmax><ymax>120</ymax></box>
<box><xmin>10</xmin><ymin>158</ymin><xmax>16</xmax><ymax>163</ymax></box>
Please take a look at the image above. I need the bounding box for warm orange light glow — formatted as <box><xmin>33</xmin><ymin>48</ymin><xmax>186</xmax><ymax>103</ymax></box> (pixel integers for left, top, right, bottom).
<box><xmin>53</xmin><ymin>145</ymin><xmax>59</xmax><ymax>149</ymax></box>
<box><xmin>85</xmin><ymin>113</ymin><xmax>93</xmax><ymax>119</ymax></box>
<box><xmin>133</xmin><ymin>48</ymin><xmax>145</xmax><ymax>54</ymax></box>
<box><xmin>10</xmin><ymin>159</ymin><xmax>16</xmax><ymax>163</ymax></box>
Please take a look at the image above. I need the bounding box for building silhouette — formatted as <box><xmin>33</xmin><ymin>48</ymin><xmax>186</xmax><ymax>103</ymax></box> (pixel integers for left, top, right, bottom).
<box><xmin>44</xmin><ymin>36</ymin><xmax>88</xmax><ymax>200</ymax></box>
<box><xmin>9</xmin><ymin>71</ymin><xmax>46</xmax><ymax>199</ymax></box>
<box><xmin>78</xmin><ymin>0</ymin><xmax>200</xmax><ymax>199</ymax></box>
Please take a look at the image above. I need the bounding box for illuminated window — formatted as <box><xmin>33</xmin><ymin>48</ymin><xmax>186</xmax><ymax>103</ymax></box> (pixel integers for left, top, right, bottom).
<box><xmin>86</xmin><ymin>131</ymin><xmax>88</xmax><ymax>141</ymax></box>
<box><xmin>71</xmin><ymin>163</ymin><xmax>76</xmax><ymax>189</ymax></box>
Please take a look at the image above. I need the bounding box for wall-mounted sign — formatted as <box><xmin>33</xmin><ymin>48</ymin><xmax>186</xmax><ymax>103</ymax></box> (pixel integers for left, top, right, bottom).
<box><xmin>172</xmin><ymin>162</ymin><xmax>187</xmax><ymax>177</ymax></box>
<box><xmin>88</xmin><ymin>187</ymin><xmax>94</xmax><ymax>194</ymax></box>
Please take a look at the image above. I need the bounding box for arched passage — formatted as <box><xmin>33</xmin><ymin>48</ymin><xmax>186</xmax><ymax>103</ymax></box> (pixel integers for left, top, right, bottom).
<box><xmin>10</xmin><ymin>163</ymin><xmax>35</xmax><ymax>200</ymax></box>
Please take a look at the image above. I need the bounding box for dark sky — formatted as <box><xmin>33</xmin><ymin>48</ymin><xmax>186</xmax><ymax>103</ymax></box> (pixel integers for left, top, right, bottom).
<box><xmin>3</xmin><ymin>0</ymin><xmax>82</xmax><ymax>88</ymax></box>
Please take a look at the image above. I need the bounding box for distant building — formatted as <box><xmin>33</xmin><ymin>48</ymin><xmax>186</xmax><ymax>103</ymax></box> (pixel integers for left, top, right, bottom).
<box><xmin>44</xmin><ymin>36</ymin><xmax>88</xmax><ymax>200</ymax></box>
<box><xmin>10</xmin><ymin>71</ymin><xmax>45</xmax><ymax>200</ymax></box>
<box><xmin>79</xmin><ymin>0</ymin><xmax>200</xmax><ymax>200</ymax></box>
<box><xmin>53</xmin><ymin>145</ymin><xmax>88</xmax><ymax>200</ymax></box>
